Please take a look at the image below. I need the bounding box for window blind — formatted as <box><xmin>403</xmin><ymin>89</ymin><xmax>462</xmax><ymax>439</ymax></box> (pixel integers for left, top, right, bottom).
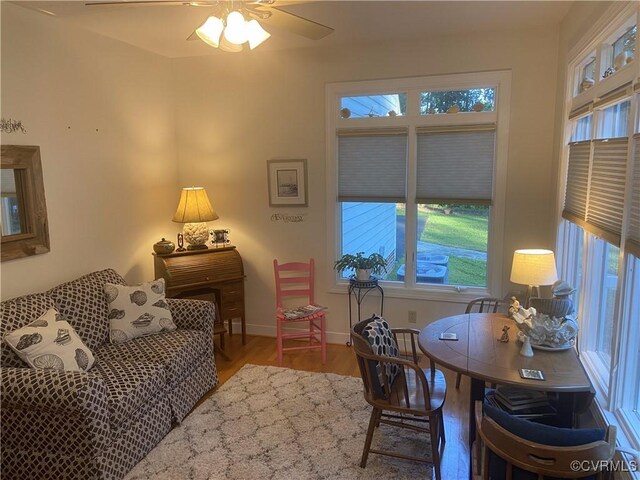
<box><xmin>562</xmin><ymin>141</ymin><xmax>591</xmax><ymax>226</ymax></box>
<box><xmin>563</xmin><ymin>138</ymin><xmax>629</xmax><ymax>246</ymax></box>
<box><xmin>416</xmin><ymin>124</ymin><xmax>495</xmax><ymax>205</ymax></box>
<box><xmin>337</xmin><ymin>128</ymin><xmax>407</xmax><ymax>202</ymax></box>
<box><xmin>586</xmin><ymin>138</ymin><xmax>629</xmax><ymax>245</ymax></box>
<box><xmin>628</xmin><ymin>134</ymin><xmax>640</xmax><ymax>257</ymax></box>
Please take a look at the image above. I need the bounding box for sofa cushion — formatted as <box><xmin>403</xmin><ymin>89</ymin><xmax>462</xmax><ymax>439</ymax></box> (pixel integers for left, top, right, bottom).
<box><xmin>94</xmin><ymin>330</ymin><xmax>210</xmax><ymax>389</ymax></box>
<box><xmin>48</xmin><ymin>269</ymin><xmax>126</xmax><ymax>350</ymax></box>
<box><xmin>93</xmin><ymin>358</ymin><xmax>166</xmax><ymax>432</ymax></box>
<box><xmin>4</xmin><ymin>308</ymin><xmax>95</xmax><ymax>372</ymax></box>
<box><xmin>1</xmin><ymin>293</ymin><xmax>55</xmax><ymax>368</ymax></box>
<box><xmin>105</xmin><ymin>279</ymin><xmax>176</xmax><ymax>344</ymax></box>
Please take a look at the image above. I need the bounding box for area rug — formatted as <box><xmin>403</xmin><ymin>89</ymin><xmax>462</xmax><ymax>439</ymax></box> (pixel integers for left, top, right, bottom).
<box><xmin>126</xmin><ymin>364</ymin><xmax>433</xmax><ymax>479</ymax></box>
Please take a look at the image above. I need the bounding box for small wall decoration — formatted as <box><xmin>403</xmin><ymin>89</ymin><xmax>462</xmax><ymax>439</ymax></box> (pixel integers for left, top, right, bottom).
<box><xmin>267</xmin><ymin>159</ymin><xmax>308</xmax><ymax>207</ymax></box>
<box><xmin>1</xmin><ymin>118</ymin><xmax>27</xmax><ymax>134</ymax></box>
<box><xmin>210</xmin><ymin>229</ymin><xmax>230</xmax><ymax>247</ymax></box>
<box><xmin>270</xmin><ymin>213</ymin><xmax>307</xmax><ymax>223</ymax></box>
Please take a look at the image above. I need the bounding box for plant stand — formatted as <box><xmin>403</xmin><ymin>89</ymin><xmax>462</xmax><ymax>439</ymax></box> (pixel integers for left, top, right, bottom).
<box><xmin>347</xmin><ymin>277</ymin><xmax>384</xmax><ymax>346</ymax></box>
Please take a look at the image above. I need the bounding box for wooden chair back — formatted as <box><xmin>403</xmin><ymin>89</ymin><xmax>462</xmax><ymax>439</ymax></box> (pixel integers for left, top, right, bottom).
<box><xmin>474</xmin><ymin>401</ymin><xmax>616</xmax><ymax>479</ymax></box>
<box><xmin>273</xmin><ymin>258</ymin><xmax>315</xmax><ymax>309</ymax></box>
<box><xmin>466</xmin><ymin>297</ymin><xmax>509</xmax><ymax>314</ymax></box>
<box><xmin>351</xmin><ymin>319</ymin><xmax>433</xmax><ymax>411</ymax></box>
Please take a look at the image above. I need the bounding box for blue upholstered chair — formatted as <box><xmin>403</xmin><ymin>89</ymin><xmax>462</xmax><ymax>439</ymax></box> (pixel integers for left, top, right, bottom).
<box><xmin>474</xmin><ymin>401</ymin><xmax>616</xmax><ymax>479</ymax></box>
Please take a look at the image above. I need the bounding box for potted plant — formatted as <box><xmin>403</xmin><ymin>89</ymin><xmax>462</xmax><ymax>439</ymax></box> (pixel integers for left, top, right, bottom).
<box><xmin>334</xmin><ymin>252</ymin><xmax>387</xmax><ymax>281</ymax></box>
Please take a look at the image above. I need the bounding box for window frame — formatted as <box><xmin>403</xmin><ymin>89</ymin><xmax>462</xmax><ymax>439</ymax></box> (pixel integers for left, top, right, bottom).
<box><xmin>326</xmin><ymin>71</ymin><xmax>510</xmax><ymax>302</ymax></box>
<box><xmin>556</xmin><ymin>1</ymin><xmax>640</xmax><ymax>464</ymax></box>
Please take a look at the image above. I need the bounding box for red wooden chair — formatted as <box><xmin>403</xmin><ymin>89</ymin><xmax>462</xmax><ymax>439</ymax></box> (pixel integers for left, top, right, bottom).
<box><xmin>274</xmin><ymin>258</ymin><xmax>327</xmax><ymax>366</ymax></box>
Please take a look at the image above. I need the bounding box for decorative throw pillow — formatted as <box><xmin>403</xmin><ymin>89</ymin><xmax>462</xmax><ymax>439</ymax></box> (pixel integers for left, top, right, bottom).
<box><xmin>4</xmin><ymin>308</ymin><xmax>95</xmax><ymax>371</ymax></box>
<box><xmin>362</xmin><ymin>316</ymin><xmax>400</xmax><ymax>389</ymax></box>
<box><xmin>105</xmin><ymin>279</ymin><xmax>176</xmax><ymax>344</ymax></box>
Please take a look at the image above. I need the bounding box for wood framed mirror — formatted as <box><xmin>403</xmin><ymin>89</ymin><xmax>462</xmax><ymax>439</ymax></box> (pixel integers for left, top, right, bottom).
<box><xmin>1</xmin><ymin>145</ymin><xmax>50</xmax><ymax>261</ymax></box>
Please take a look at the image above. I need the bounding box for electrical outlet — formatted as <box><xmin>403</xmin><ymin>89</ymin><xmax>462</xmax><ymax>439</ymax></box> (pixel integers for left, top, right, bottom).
<box><xmin>408</xmin><ymin>311</ymin><xmax>417</xmax><ymax>324</ymax></box>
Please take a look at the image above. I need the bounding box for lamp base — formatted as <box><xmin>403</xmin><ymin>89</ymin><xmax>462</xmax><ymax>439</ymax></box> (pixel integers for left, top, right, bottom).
<box><xmin>523</xmin><ymin>285</ymin><xmax>541</xmax><ymax>309</ymax></box>
<box><xmin>183</xmin><ymin>222</ymin><xmax>210</xmax><ymax>249</ymax></box>
<box><xmin>187</xmin><ymin>244</ymin><xmax>208</xmax><ymax>251</ymax></box>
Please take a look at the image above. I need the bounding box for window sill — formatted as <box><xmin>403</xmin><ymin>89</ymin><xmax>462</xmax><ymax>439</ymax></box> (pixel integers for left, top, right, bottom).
<box><xmin>328</xmin><ymin>281</ymin><xmax>490</xmax><ymax>304</ymax></box>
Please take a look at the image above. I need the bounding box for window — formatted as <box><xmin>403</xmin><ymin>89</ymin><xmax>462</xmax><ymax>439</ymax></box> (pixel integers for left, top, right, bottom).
<box><xmin>595</xmin><ymin>241</ymin><xmax>619</xmax><ymax>364</ymax></box>
<box><xmin>601</xmin><ymin>17</ymin><xmax>636</xmax><ymax>80</ymax></box>
<box><xmin>340</xmin><ymin>93</ymin><xmax>407</xmax><ymax>118</ymax></box>
<box><xmin>558</xmin><ymin>2</ymin><xmax>640</xmax><ymax>455</ymax></box>
<box><xmin>610</xmin><ymin>25</ymin><xmax>636</xmax><ymax>70</ymax></box>
<box><xmin>419</xmin><ymin>87</ymin><xmax>495</xmax><ymax>114</ymax></box>
<box><xmin>415</xmin><ymin>204</ymin><xmax>488</xmax><ymax>287</ymax></box>
<box><xmin>571</xmin><ymin>114</ymin><xmax>592</xmax><ymax>142</ymax></box>
<box><xmin>583</xmin><ymin>57</ymin><xmax>596</xmax><ymax>83</ymax></box>
<box><xmin>327</xmin><ymin>72</ymin><xmax>509</xmax><ymax>299</ymax></box>
<box><xmin>596</xmin><ymin>100</ymin><xmax>630</xmax><ymax>139</ymax></box>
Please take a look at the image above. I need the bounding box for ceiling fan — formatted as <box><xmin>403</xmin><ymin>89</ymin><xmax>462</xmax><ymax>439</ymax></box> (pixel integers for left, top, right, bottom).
<box><xmin>85</xmin><ymin>1</ymin><xmax>334</xmax><ymax>52</ymax></box>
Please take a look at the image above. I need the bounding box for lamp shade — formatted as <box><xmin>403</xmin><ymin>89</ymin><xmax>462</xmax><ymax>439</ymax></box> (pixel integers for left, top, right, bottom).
<box><xmin>510</xmin><ymin>249</ymin><xmax>558</xmax><ymax>286</ymax></box>
<box><xmin>172</xmin><ymin>187</ymin><xmax>219</xmax><ymax>223</ymax></box>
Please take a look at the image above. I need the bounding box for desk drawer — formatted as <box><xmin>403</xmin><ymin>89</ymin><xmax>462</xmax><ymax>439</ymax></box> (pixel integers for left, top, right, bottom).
<box><xmin>221</xmin><ymin>301</ymin><xmax>244</xmax><ymax>319</ymax></box>
<box><xmin>222</xmin><ymin>282</ymin><xmax>244</xmax><ymax>302</ymax></box>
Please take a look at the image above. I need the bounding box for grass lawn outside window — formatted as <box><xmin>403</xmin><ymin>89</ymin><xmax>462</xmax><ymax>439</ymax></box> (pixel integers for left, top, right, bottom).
<box><xmin>392</xmin><ymin>205</ymin><xmax>488</xmax><ymax>286</ymax></box>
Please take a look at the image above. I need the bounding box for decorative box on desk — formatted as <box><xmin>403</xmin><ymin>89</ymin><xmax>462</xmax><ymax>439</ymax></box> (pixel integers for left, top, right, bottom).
<box><xmin>153</xmin><ymin>245</ymin><xmax>246</xmax><ymax>345</ymax></box>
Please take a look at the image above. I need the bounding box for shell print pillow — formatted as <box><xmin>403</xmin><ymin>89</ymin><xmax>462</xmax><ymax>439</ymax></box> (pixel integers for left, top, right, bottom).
<box><xmin>4</xmin><ymin>308</ymin><xmax>95</xmax><ymax>371</ymax></box>
<box><xmin>105</xmin><ymin>278</ymin><xmax>176</xmax><ymax>344</ymax></box>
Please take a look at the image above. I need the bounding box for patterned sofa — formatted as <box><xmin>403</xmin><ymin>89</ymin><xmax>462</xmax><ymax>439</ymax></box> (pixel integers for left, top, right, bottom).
<box><xmin>0</xmin><ymin>269</ymin><xmax>218</xmax><ymax>480</ymax></box>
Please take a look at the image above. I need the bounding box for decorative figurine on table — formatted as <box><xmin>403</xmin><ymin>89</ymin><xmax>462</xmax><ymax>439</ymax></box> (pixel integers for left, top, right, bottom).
<box><xmin>176</xmin><ymin>233</ymin><xmax>186</xmax><ymax>252</ymax></box>
<box><xmin>498</xmin><ymin>325</ymin><xmax>510</xmax><ymax>343</ymax></box>
<box><xmin>508</xmin><ymin>286</ymin><xmax>578</xmax><ymax>351</ymax></box>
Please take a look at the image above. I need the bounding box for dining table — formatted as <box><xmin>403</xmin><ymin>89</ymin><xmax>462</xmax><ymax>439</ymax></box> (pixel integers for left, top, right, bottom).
<box><xmin>418</xmin><ymin>312</ymin><xmax>594</xmax><ymax>449</ymax></box>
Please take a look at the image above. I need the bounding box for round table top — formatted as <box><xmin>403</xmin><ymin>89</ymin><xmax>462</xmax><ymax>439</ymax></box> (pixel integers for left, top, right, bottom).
<box><xmin>418</xmin><ymin>313</ymin><xmax>592</xmax><ymax>392</ymax></box>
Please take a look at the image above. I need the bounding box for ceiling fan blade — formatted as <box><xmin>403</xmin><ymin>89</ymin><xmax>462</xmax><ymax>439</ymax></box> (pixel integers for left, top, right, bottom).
<box><xmin>256</xmin><ymin>6</ymin><xmax>333</xmax><ymax>40</ymax></box>
<box><xmin>85</xmin><ymin>1</ymin><xmax>218</xmax><ymax>7</ymax></box>
<box><xmin>187</xmin><ymin>30</ymin><xmax>199</xmax><ymax>41</ymax></box>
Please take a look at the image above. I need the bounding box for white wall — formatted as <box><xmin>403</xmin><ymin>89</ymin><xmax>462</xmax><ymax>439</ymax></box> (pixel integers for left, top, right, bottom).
<box><xmin>550</xmin><ymin>1</ymin><xmax>617</xmax><ymax>215</ymax></box>
<box><xmin>0</xmin><ymin>3</ymin><xmax>177</xmax><ymax>299</ymax></box>
<box><xmin>172</xmin><ymin>25</ymin><xmax>562</xmax><ymax>342</ymax></box>
<box><xmin>0</xmin><ymin>5</ymin><xmax>572</xmax><ymax>343</ymax></box>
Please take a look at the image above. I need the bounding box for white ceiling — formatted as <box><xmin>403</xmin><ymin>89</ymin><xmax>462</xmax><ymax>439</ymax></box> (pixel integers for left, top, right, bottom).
<box><xmin>15</xmin><ymin>1</ymin><xmax>574</xmax><ymax>58</ymax></box>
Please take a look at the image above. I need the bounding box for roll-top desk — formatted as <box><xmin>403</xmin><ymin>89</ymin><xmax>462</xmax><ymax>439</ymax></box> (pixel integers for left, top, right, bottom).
<box><xmin>153</xmin><ymin>246</ymin><xmax>246</xmax><ymax>345</ymax></box>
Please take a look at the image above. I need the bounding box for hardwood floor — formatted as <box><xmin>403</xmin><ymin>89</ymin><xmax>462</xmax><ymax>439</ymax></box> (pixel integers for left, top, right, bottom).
<box><xmin>199</xmin><ymin>334</ymin><xmax>471</xmax><ymax>480</ymax></box>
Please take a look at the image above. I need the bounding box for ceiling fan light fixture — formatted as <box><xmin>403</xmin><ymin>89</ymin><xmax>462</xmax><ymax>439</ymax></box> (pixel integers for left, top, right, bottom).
<box><xmin>246</xmin><ymin>19</ymin><xmax>271</xmax><ymax>49</ymax></box>
<box><xmin>219</xmin><ymin>34</ymin><xmax>243</xmax><ymax>52</ymax></box>
<box><xmin>195</xmin><ymin>15</ymin><xmax>223</xmax><ymax>48</ymax></box>
<box><xmin>223</xmin><ymin>11</ymin><xmax>247</xmax><ymax>45</ymax></box>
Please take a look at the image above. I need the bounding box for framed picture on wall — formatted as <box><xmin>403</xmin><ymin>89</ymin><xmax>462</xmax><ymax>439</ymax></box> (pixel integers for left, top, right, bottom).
<box><xmin>267</xmin><ymin>159</ymin><xmax>308</xmax><ymax>207</ymax></box>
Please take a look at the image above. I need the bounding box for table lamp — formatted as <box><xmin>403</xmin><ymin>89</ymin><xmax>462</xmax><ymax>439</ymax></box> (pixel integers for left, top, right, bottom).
<box><xmin>510</xmin><ymin>249</ymin><xmax>558</xmax><ymax>308</ymax></box>
<box><xmin>172</xmin><ymin>187</ymin><xmax>219</xmax><ymax>250</ymax></box>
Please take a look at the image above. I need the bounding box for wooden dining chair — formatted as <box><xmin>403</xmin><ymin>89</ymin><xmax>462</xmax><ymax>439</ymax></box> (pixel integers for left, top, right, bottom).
<box><xmin>473</xmin><ymin>401</ymin><xmax>616</xmax><ymax>479</ymax></box>
<box><xmin>454</xmin><ymin>297</ymin><xmax>511</xmax><ymax>389</ymax></box>
<box><xmin>273</xmin><ymin>258</ymin><xmax>326</xmax><ymax>366</ymax></box>
<box><xmin>352</xmin><ymin>317</ymin><xmax>447</xmax><ymax>480</ymax></box>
